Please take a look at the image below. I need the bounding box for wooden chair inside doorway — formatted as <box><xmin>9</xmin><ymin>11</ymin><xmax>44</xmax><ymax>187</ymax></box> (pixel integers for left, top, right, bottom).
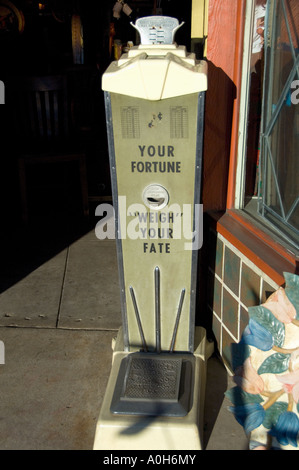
<box><xmin>11</xmin><ymin>74</ymin><xmax>89</xmax><ymax>223</ymax></box>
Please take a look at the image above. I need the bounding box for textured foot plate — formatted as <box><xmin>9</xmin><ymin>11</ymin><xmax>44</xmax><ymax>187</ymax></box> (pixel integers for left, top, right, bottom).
<box><xmin>110</xmin><ymin>353</ymin><xmax>194</xmax><ymax>417</ymax></box>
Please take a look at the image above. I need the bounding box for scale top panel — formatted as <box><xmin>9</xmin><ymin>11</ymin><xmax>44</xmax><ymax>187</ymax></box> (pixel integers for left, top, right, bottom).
<box><xmin>131</xmin><ymin>16</ymin><xmax>183</xmax><ymax>45</ymax></box>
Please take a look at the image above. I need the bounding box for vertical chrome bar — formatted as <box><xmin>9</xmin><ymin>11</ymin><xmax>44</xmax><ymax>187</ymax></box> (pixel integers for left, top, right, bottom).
<box><xmin>129</xmin><ymin>286</ymin><xmax>147</xmax><ymax>352</ymax></box>
<box><xmin>154</xmin><ymin>266</ymin><xmax>161</xmax><ymax>353</ymax></box>
<box><xmin>189</xmin><ymin>91</ymin><xmax>205</xmax><ymax>353</ymax></box>
<box><xmin>104</xmin><ymin>91</ymin><xmax>129</xmax><ymax>351</ymax></box>
<box><xmin>169</xmin><ymin>288</ymin><xmax>185</xmax><ymax>353</ymax></box>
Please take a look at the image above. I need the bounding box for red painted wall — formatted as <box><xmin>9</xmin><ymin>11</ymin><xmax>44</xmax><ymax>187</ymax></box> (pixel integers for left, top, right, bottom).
<box><xmin>202</xmin><ymin>0</ymin><xmax>244</xmax><ymax>211</ymax></box>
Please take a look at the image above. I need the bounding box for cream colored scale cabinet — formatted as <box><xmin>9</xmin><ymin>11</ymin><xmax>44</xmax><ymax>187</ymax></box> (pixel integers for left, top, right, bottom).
<box><xmin>93</xmin><ymin>16</ymin><xmax>211</xmax><ymax>450</ymax></box>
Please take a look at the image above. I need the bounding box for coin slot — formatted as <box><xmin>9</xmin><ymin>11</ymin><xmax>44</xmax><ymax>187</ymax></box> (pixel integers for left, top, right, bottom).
<box><xmin>143</xmin><ymin>184</ymin><xmax>169</xmax><ymax>210</ymax></box>
<box><xmin>146</xmin><ymin>197</ymin><xmax>165</xmax><ymax>207</ymax></box>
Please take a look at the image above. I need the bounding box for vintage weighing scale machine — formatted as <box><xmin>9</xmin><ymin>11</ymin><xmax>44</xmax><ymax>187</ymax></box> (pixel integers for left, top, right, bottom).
<box><xmin>93</xmin><ymin>16</ymin><xmax>212</xmax><ymax>450</ymax></box>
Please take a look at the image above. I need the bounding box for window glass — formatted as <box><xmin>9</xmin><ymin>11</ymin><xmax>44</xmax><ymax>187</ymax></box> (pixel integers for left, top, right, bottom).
<box><xmin>244</xmin><ymin>0</ymin><xmax>267</xmax><ymax>199</ymax></box>
<box><xmin>258</xmin><ymin>0</ymin><xmax>299</xmax><ymax>249</ymax></box>
<box><xmin>243</xmin><ymin>0</ymin><xmax>299</xmax><ymax>252</ymax></box>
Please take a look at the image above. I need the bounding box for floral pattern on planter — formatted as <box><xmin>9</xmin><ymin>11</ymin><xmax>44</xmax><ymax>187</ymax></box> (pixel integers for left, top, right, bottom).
<box><xmin>226</xmin><ymin>272</ymin><xmax>299</xmax><ymax>449</ymax></box>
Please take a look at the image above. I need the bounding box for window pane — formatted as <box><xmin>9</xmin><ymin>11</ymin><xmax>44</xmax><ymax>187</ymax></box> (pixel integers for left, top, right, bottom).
<box><xmin>258</xmin><ymin>0</ymin><xmax>299</xmax><ymax>249</ymax></box>
<box><xmin>244</xmin><ymin>0</ymin><xmax>267</xmax><ymax>198</ymax></box>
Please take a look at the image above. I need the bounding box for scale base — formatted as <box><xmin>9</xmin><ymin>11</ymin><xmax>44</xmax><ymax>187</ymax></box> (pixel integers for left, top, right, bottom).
<box><xmin>93</xmin><ymin>327</ymin><xmax>212</xmax><ymax>450</ymax></box>
<box><xmin>110</xmin><ymin>352</ymin><xmax>194</xmax><ymax>417</ymax></box>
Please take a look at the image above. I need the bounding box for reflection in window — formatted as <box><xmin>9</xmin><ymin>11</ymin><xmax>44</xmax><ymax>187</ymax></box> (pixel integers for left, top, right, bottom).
<box><xmin>245</xmin><ymin>0</ymin><xmax>267</xmax><ymax>198</ymax></box>
<box><xmin>243</xmin><ymin>0</ymin><xmax>299</xmax><ymax>251</ymax></box>
<box><xmin>258</xmin><ymin>0</ymin><xmax>299</xmax><ymax>249</ymax></box>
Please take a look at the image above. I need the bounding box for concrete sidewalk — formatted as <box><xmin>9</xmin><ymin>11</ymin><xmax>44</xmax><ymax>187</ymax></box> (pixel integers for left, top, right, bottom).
<box><xmin>0</xmin><ymin>222</ymin><xmax>248</xmax><ymax>450</ymax></box>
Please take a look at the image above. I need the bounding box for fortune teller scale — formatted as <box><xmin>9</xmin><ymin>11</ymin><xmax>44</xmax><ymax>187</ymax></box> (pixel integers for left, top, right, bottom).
<box><xmin>93</xmin><ymin>16</ymin><xmax>212</xmax><ymax>450</ymax></box>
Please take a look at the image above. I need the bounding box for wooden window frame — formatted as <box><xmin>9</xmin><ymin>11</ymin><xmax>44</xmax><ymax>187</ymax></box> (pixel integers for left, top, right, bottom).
<box><xmin>208</xmin><ymin>0</ymin><xmax>298</xmax><ymax>286</ymax></box>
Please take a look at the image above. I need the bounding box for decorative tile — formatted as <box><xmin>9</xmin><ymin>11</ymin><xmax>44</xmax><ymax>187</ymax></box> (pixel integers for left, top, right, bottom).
<box><xmin>239</xmin><ymin>305</ymin><xmax>249</xmax><ymax>338</ymax></box>
<box><xmin>208</xmin><ymin>230</ymin><xmax>223</xmax><ymax>277</ymax></box>
<box><xmin>223</xmin><ymin>246</ymin><xmax>240</xmax><ymax>296</ymax></box>
<box><xmin>214</xmin><ymin>235</ymin><xmax>223</xmax><ymax>277</ymax></box>
<box><xmin>222</xmin><ymin>287</ymin><xmax>239</xmax><ymax>339</ymax></box>
<box><xmin>240</xmin><ymin>263</ymin><xmax>261</xmax><ymax>307</ymax></box>
<box><xmin>221</xmin><ymin>327</ymin><xmax>235</xmax><ymax>369</ymax></box>
<box><xmin>207</xmin><ymin>270</ymin><xmax>222</xmax><ymax>317</ymax></box>
<box><xmin>261</xmin><ymin>279</ymin><xmax>276</xmax><ymax>303</ymax></box>
<box><xmin>211</xmin><ymin>312</ymin><xmax>221</xmax><ymax>350</ymax></box>
<box><xmin>206</xmin><ymin>229</ymin><xmax>284</xmax><ymax>380</ymax></box>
